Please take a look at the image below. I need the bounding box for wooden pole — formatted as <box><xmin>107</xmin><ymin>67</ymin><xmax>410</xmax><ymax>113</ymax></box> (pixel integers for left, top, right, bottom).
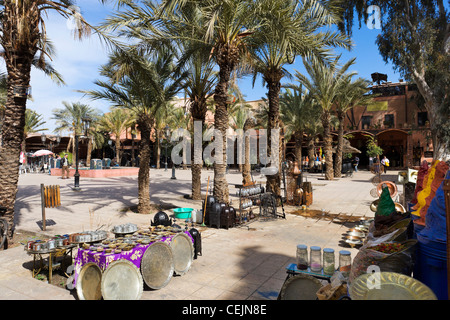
<box><xmin>443</xmin><ymin>178</ymin><xmax>450</xmax><ymax>300</ymax></box>
<box><xmin>40</xmin><ymin>184</ymin><xmax>46</xmax><ymax>231</ymax></box>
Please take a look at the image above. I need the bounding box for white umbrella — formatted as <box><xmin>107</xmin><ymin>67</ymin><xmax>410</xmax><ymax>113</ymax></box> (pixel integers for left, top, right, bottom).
<box><xmin>32</xmin><ymin>149</ymin><xmax>54</xmax><ymax>157</ymax></box>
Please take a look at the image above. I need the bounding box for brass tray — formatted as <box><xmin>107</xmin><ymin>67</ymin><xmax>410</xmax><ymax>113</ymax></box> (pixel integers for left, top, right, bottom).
<box><xmin>76</xmin><ymin>262</ymin><xmax>102</xmax><ymax>300</ymax></box>
<box><xmin>279</xmin><ymin>273</ymin><xmax>323</xmax><ymax>300</ymax></box>
<box><xmin>101</xmin><ymin>259</ymin><xmax>143</xmax><ymax>300</ymax></box>
<box><xmin>170</xmin><ymin>233</ymin><xmax>194</xmax><ymax>276</ymax></box>
<box><xmin>349</xmin><ymin>272</ymin><xmax>437</xmax><ymax>300</ymax></box>
<box><xmin>140</xmin><ymin>241</ymin><xmax>174</xmax><ymax>290</ymax></box>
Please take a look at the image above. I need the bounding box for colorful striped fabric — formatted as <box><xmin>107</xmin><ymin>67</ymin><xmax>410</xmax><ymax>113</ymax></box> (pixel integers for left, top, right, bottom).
<box><xmin>412</xmin><ymin>160</ymin><xmax>449</xmax><ymax>226</ymax></box>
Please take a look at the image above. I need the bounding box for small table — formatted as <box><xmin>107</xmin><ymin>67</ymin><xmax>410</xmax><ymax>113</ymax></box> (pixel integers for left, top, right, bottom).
<box><xmin>284</xmin><ymin>263</ymin><xmax>333</xmax><ymax>282</ymax></box>
<box><xmin>26</xmin><ymin>244</ymin><xmax>76</xmax><ymax>283</ymax></box>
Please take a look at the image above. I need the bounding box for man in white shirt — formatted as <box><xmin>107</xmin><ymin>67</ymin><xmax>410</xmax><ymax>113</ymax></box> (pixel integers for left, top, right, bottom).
<box><xmin>380</xmin><ymin>156</ymin><xmax>389</xmax><ymax>173</ymax></box>
<box><xmin>61</xmin><ymin>154</ymin><xmax>70</xmax><ymax>179</ymax></box>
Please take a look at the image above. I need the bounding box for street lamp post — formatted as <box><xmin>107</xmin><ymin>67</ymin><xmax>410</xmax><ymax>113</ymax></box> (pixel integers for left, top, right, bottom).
<box><xmin>73</xmin><ymin>130</ymin><xmax>81</xmax><ymax>190</ymax></box>
<box><xmin>73</xmin><ymin>118</ymin><xmax>91</xmax><ymax>191</ymax></box>
<box><xmin>164</xmin><ymin>125</ymin><xmax>177</xmax><ymax>180</ymax></box>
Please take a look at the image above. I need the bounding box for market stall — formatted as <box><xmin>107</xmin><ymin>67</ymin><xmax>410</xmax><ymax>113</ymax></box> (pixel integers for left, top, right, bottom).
<box><xmin>72</xmin><ymin>224</ymin><xmax>195</xmax><ymax>300</ymax></box>
<box><xmin>278</xmin><ymin>165</ymin><xmax>450</xmax><ymax>300</ymax></box>
<box><xmin>24</xmin><ymin>218</ymin><xmax>198</xmax><ymax>300</ymax></box>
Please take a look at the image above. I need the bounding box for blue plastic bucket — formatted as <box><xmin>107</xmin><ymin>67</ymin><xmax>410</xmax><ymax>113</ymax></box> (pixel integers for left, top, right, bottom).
<box><xmin>173</xmin><ymin>208</ymin><xmax>193</xmax><ymax>219</ymax></box>
<box><xmin>413</xmin><ymin>233</ymin><xmax>448</xmax><ymax>300</ymax></box>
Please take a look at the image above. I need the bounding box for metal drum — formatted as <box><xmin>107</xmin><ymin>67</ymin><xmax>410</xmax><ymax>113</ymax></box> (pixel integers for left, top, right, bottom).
<box><xmin>140</xmin><ymin>241</ymin><xmax>174</xmax><ymax>289</ymax></box>
<box><xmin>76</xmin><ymin>262</ymin><xmax>102</xmax><ymax>300</ymax></box>
<box><xmin>101</xmin><ymin>260</ymin><xmax>143</xmax><ymax>300</ymax></box>
<box><xmin>170</xmin><ymin>233</ymin><xmax>194</xmax><ymax>276</ymax></box>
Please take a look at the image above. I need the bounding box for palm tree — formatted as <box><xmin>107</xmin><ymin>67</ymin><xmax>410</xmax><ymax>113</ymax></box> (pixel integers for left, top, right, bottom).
<box><xmin>333</xmin><ymin>76</ymin><xmax>371</xmax><ymax>177</ymax></box>
<box><xmin>52</xmin><ymin>101</ymin><xmax>100</xmax><ymax>154</ymax></box>
<box><xmin>99</xmin><ymin>107</ymin><xmax>133</xmax><ymax>164</ymax></box>
<box><xmin>279</xmin><ymin>86</ymin><xmax>315</xmax><ymax>164</ymax></box>
<box><xmin>295</xmin><ymin>56</ymin><xmax>356</xmax><ymax>180</ymax></box>
<box><xmin>83</xmin><ymin>48</ymin><xmax>186</xmax><ymax>214</ymax></box>
<box><xmin>137</xmin><ymin>0</ymin><xmax>265</xmax><ymax>203</ymax></box>
<box><xmin>23</xmin><ymin>109</ymin><xmax>48</xmax><ymax>152</ymax></box>
<box><xmin>247</xmin><ymin>0</ymin><xmax>351</xmax><ymax>195</ymax></box>
<box><xmin>0</xmin><ymin>0</ymin><xmax>114</xmax><ymax>239</ymax></box>
<box><xmin>182</xmin><ymin>51</ymin><xmax>217</xmax><ymax>199</ymax></box>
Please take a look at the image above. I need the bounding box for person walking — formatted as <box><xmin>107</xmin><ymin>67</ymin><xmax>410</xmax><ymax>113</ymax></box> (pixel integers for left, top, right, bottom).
<box><xmin>381</xmin><ymin>155</ymin><xmax>389</xmax><ymax>173</ymax></box>
<box><xmin>48</xmin><ymin>154</ymin><xmax>54</xmax><ymax>175</ymax></box>
<box><xmin>353</xmin><ymin>156</ymin><xmax>360</xmax><ymax>172</ymax></box>
<box><xmin>61</xmin><ymin>154</ymin><xmax>70</xmax><ymax>179</ymax></box>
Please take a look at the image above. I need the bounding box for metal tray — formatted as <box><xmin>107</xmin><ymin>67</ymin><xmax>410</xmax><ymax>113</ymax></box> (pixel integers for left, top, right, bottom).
<box><xmin>76</xmin><ymin>262</ymin><xmax>102</xmax><ymax>300</ymax></box>
<box><xmin>349</xmin><ymin>272</ymin><xmax>437</xmax><ymax>300</ymax></box>
<box><xmin>101</xmin><ymin>259</ymin><xmax>143</xmax><ymax>300</ymax></box>
<box><xmin>140</xmin><ymin>241</ymin><xmax>174</xmax><ymax>290</ymax></box>
<box><xmin>170</xmin><ymin>233</ymin><xmax>194</xmax><ymax>276</ymax></box>
<box><xmin>279</xmin><ymin>273</ymin><xmax>323</xmax><ymax>300</ymax></box>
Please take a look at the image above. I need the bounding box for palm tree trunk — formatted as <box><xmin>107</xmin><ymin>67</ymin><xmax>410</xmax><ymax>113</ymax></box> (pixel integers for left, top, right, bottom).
<box><xmin>0</xmin><ymin>3</ymin><xmax>39</xmax><ymax>241</ymax></box>
<box><xmin>307</xmin><ymin>137</ymin><xmax>315</xmax><ymax>169</ymax></box>
<box><xmin>191</xmin><ymin>111</ymin><xmax>205</xmax><ymax>200</ymax></box>
<box><xmin>156</xmin><ymin>130</ymin><xmax>160</xmax><ymax>169</ymax></box>
<box><xmin>334</xmin><ymin>111</ymin><xmax>345</xmax><ymax>178</ymax></box>
<box><xmin>0</xmin><ymin>72</ymin><xmax>36</xmax><ymax>237</ymax></box>
<box><xmin>242</xmin><ymin>118</ymin><xmax>253</xmax><ymax>186</ymax></box>
<box><xmin>137</xmin><ymin>115</ymin><xmax>152</xmax><ymax>213</ymax></box>
<box><xmin>115</xmin><ymin>139</ymin><xmax>121</xmax><ymax>164</ymax></box>
<box><xmin>213</xmin><ymin>46</ymin><xmax>237</xmax><ymax>204</ymax></box>
<box><xmin>86</xmin><ymin>138</ymin><xmax>93</xmax><ymax>167</ymax></box>
<box><xmin>321</xmin><ymin>111</ymin><xmax>334</xmax><ymax>180</ymax></box>
<box><xmin>265</xmin><ymin>73</ymin><xmax>283</xmax><ymax>197</ymax></box>
<box><xmin>294</xmin><ymin>131</ymin><xmax>303</xmax><ymax>164</ymax></box>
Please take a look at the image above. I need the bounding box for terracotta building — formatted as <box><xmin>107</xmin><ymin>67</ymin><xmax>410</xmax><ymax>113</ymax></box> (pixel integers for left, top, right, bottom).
<box><xmin>338</xmin><ymin>74</ymin><xmax>432</xmax><ymax>169</ymax></box>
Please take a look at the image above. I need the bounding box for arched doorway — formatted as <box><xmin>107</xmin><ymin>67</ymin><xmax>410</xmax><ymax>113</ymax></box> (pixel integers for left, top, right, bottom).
<box><xmin>376</xmin><ymin>129</ymin><xmax>408</xmax><ymax>168</ymax></box>
<box><xmin>345</xmin><ymin>130</ymin><xmax>373</xmax><ymax>169</ymax></box>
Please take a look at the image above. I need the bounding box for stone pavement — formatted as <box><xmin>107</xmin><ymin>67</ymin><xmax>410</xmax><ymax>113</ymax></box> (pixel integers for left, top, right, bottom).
<box><xmin>0</xmin><ymin>167</ymin><xmax>403</xmax><ymax>300</ymax></box>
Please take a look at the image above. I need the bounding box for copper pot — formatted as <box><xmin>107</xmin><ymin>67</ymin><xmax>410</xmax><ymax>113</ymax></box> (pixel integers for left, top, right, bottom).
<box><xmin>292</xmin><ymin>161</ymin><xmax>301</xmax><ymax>176</ymax></box>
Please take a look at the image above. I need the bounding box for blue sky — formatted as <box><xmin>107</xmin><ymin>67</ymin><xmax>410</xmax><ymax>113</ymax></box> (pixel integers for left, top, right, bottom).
<box><xmin>23</xmin><ymin>1</ymin><xmax>401</xmax><ymax>134</ymax></box>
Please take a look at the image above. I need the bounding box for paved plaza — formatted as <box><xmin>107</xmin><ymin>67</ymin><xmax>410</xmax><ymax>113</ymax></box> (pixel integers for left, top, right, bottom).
<box><xmin>0</xmin><ymin>167</ymin><xmax>402</xmax><ymax>300</ymax></box>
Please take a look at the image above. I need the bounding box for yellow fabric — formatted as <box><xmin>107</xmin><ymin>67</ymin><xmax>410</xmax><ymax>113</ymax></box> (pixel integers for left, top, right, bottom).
<box><xmin>411</xmin><ymin>160</ymin><xmax>438</xmax><ymax>217</ymax></box>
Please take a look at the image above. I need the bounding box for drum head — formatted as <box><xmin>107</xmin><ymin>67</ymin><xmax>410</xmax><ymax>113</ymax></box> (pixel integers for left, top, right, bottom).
<box><xmin>76</xmin><ymin>263</ymin><xmax>102</xmax><ymax>300</ymax></box>
<box><xmin>101</xmin><ymin>260</ymin><xmax>143</xmax><ymax>300</ymax></box>
<box><xmin>170</xmin><ymin>233</ymin><xmax>194</xmax><ymax>276</ymax></box>
<box><xmin>141</xmin><ymin>241</ymin><xmax>174</xmax><ymax>289</ymax></box>
<box><xmin>279</xmin><ymin>274</ymin><xmax>323</xmax><ymax>300</ymax></box>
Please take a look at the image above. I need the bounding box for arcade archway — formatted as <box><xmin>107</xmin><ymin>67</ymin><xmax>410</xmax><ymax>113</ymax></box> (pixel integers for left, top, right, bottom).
<box><xmin>376</xmin><ymin>129</ymin><xmax>408</xmax><ymax>168</ymax></box>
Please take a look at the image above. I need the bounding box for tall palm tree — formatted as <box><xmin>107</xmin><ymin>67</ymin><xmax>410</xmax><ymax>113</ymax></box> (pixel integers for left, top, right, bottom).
<box><xmin>229</xmin><ymin>95</ymin><xmax>252</xmax><ymax>172</ymax></box>
<box><xmin>0</xmin><ymin>0</ymin><xmax>114</xmax><ymax>239</ymax></box>
<box><xmin>23</xmin><ymin>109</ymin><xmax>48</xmax><ymax>152</ymax></box>
<box><xmin>99</xmin><ymin>107</ymin><xmax>133</xmax><ymax>164</ymax></box>
<box><xmin>83</xmin><ymin>48</ymin><xmax>186</xmax><ymax>214</ymax></box>
<box><xmin>248</xmin><ymin>0</ymin><xmax>351</xmax><ymax>195</ymax></box>
<box><xmin>182</xmin><ymin>52</ymin><xmax>217</xmax><ymax>199</ymax></box>
<box><xmin>52</xmin><ymin>101</ymin><xmax>100</xmax><ymax>154</ymax></box>
<box><xmin>295</xmin><ymin>56</ymin><xmax>356</xmax><ymax>180</ymax></box>
<box><xmin>333</xmin><ymin>76</ymin><xmax>371</xmax><ymax>177</ymax></box>
<box><xmin>279</xmin><ymin>86</ymin><xmax>317</xmax><ymax>164</ymax></box>
<box><xmin>138</xmin><ymin>0</ymin><xmax>265</xmax><ymax>203</ymax></box>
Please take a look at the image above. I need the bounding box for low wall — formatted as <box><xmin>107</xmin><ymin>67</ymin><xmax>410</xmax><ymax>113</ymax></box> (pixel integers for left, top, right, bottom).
<box><xmin>51</xmin><ymin>167</ymin><xmax>139</xmax><ymax>178</ymax></box>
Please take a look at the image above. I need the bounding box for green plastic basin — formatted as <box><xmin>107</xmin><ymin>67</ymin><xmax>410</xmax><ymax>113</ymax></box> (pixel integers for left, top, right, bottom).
<box><xmin>173</xmin><ymin>208</ymin><xmax>193</xmax><ymax>219</ymax></box>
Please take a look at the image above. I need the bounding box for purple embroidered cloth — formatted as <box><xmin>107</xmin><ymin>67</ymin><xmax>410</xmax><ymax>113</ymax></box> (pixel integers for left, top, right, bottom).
<box><xmin>73</xmin><ymin>231</ymin><xmax>194</xmax><ymax>286</ymax></box>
